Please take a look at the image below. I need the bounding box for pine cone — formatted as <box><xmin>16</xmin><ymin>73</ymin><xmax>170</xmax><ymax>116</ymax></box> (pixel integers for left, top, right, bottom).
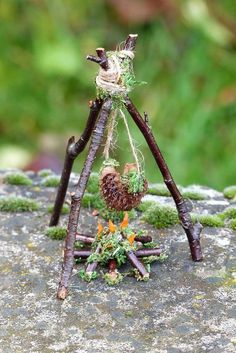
<box><xmin>100</xmin><ymin>164</ymin><xmax>148</xmax><ymax>211</ymax></box>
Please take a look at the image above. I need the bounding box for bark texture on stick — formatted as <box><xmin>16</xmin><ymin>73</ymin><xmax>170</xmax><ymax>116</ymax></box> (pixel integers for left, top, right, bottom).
<box><xmin>125</xmin><ymin>97</ymin><xmax>203</xmax><ymax>262</ymax></box>
<box><xmin>126</xmin><ymin>251</ymin><xmax>149</xmax><ymax>278</ymax></box>
<box><xmin>57</xmin><ymin>99</ymin><xmax>112</xmax><ymax>300</ymax></box>
<box><xmin>85</xmin><ymin>245</ymin><xmax>101</xmax><ymax>274</ymax></box>
<box><xmin>49</xmin><ymin>99</ymin><xmax>102</xmax><ymax>227</ymax></box>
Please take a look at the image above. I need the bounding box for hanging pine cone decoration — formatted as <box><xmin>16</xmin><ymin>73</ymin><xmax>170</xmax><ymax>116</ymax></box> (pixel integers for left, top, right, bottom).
<box><xmin>100</xmin><ymin>161</ymin><xmax>148</xmax><ymax>211</ymax></box>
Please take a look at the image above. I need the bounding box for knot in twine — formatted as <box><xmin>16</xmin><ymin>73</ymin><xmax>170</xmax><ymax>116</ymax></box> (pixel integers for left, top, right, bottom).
<box><xmin>96</xmin><ymin>50</ymin><xmax>135</xmax><ymax>96</ymax></box>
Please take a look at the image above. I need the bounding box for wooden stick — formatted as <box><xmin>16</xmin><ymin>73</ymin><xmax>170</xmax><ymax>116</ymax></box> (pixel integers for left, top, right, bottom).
<box><xmin>124</xmin><ymin>34</ymin><xmax>138</xmax><ymax>51</ymax></box>
<box><xmin>135</xmin><ymin>248</ymin><xmax>161</xmax><ymax>257</ymax></box>
<box><xmin>57</xmin><ymin>99</ymin><xmax>112</xmax><ymax>299</ymax></box>
<box><xmin>125</xmin><ymin>97</ymin><xmax>203</xmax><ymax>262</ymax></box>
<box><xmin>85</xmin><ymin>245</ymin><xmax>101</xmax><ymax>274</ymax></box>
<box><xmin>126</xmin><ymin>251</ymin><xmax>149</xmax><ymax>278</ymax></box>
<box><xmin>49</xmin><ymin>99</ymin><xmax>102</xmax><ymax>226</ymax></box>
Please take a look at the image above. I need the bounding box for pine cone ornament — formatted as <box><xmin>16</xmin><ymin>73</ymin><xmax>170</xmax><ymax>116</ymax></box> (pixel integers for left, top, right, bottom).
<box><xmin>100</xmin><ymin>163</ymin><xmax>148</xmax><ymax>211</ymax></box>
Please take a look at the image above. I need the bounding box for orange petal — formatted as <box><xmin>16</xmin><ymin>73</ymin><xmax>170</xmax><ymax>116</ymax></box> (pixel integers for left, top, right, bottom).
<box><xmin>97</xmin><ymin>221</ymin><xmax>103</xmax><ymax>235</ymax></box>
<box><xmin>128</xmin><ymin>233</ymin><xmax>136</xmax><ymax>246</ymax></box>
<box><xmin>108</xmin><ymin>219</ymin><xmax>116</xmax><ymax>233</ymax></box>
<box><xmin>120</xmin><ymin>212</ymin><xmax>129</xmax><ymax>229</ymax></box>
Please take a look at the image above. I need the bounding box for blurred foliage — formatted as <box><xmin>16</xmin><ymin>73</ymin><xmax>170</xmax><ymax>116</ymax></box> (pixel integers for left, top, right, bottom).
<box><xmin>0</xmin><ymin>0</ymin><xmax>236</xmax><ymax>189</ymax></box>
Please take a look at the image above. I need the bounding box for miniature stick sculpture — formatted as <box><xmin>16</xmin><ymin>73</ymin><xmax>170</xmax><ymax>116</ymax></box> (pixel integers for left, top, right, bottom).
<box><xmin>50</xmin><ymin>34</ymin><xmax>203</xmax><ymax>300</ymax></box>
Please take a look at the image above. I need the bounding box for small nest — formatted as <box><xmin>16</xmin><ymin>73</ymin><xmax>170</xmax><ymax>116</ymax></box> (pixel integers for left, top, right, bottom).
<box><xmin>100</xmin><ymin>163</ymin><xmax>148</xmax><ymax>211</ymax></box>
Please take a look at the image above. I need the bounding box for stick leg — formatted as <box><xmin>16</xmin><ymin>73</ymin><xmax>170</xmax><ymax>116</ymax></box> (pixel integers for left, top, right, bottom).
<box><xmin>57</xmin><ymin>99</ymin><xmax>112</xmax><ymax>299</ymax></box>
<box><xmin>125</xmin><ymin>97</ymin><xmax>203</xmax><ymax>262</ymax></box>
<box><xmin>49</xmin><ymin>99</ymin><xmax>103</xmax><ymax>226</ymax></box>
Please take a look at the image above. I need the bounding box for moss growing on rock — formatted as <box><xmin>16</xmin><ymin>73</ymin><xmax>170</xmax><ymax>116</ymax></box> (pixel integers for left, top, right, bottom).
<box><xmin>81</xmin><ymin>193</ymin><xmax>105</xmax><ymax>209</ymax></box>
<box><xmin>191</xmin><ymin>214</ymin><xmax>224</xmax><ymax>227</ymax></box>
<box><xmin>141</xmin><ymin>203</ymin><xmax>179</xmax><ymax>228</ymax></box>
<box><xmin>0</xmin><ymin>197</ymin><xmax>39</xmax><ymax>212</ymax></box>
<box><xmin>136</xmin><ymin>201</ymin><xmax>156</xmax><ymax>212</ymax></box>
<box><xmin>86</xmin><ymin>173</ymin><xmax>100</xmax><ymax>194</ymax></box>
<box><xmin>223</xmin><ymin>186</ymin><xmax>236</xmax><ymax>199</ymax></box>
<box><xmin>3</xmin><ymin>172</ymin><xmax>32</xmax><ymax>186</ymax></box>
<box><xmin>147</xmin><ymin>184</ymin><xmax>171</xmax><ymax>197</ymax></box>
<box><xmin>38</xmin><ymin>169</ymin><xmax>53</xmax><ymax>178</ymax></box>
<box><xmin>230</xmin><ymin>219</ymin><xmax>236</xmax><ymax>230</ymax></box>
<box><xmin>219</xmin><ymin>207</ymin><xmax>236</xmax><ymax>220</ymax></box>
<box><xmin>41</xmin><ymin>175</ymin><xmax>60</xmax><ymax>187</ymax></box>
<box><xmin>45</xmin><ymin>226</ymin><xmax>67</xmax><ymax>240</ymax></box>
<box><xmin>100</xmin><ymin>207</ymin><xmax>137</xmax><ymax>222</ymax></box>
<box><xmin>47</xmin><ymin>203</ymin><xmax>69</xmax><ymax>215</ymax></box>
<box><xmin>182</xmin><ymin>190</ymin><xmax>206</xmax><ymax>201</ymax></box>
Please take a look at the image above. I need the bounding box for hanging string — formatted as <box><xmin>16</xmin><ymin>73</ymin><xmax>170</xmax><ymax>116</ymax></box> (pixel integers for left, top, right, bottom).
<box><xmin>103</xmin><ymin>109</ymin><xmax>117</xmax><ymax>160</ymax></box>
<box><xmin>119</xmin><ymin>109</ymin><xmax>140</xmax><ymax>175</ymax></box>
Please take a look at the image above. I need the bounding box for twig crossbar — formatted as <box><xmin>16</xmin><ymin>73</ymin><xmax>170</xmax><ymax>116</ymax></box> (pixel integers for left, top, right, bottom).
<box><xmin>49</xmin><ymin>34</ymin><xmax>203</xmax><ymax>300</ymax></box>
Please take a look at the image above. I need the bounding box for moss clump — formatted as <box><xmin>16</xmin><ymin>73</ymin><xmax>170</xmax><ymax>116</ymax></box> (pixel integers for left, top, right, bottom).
<box><xmin>136</xmin><ymin>201</ymin><xmax>156</xmax><ymax>212</ymax></box>
<box><xmin>192</xmin><ymin>214</ymin><xmax>224</xmax><ymax>227</ymax></box>
<box><xmin>41</xmin><ymin>175</ymin><xmax>60</xmax><ymax>187</ymax></box>
<box><xmin>78</xmin><ymin>270</ymin><xmax>99</xmax><ymax>282</ymax></box>
<box><xmin>148</xmin><ymin>184</ymin><xmax>171</xmax><ymax>197</ymax></box>
<box><xmin>223</xmin><ymin>186</ymin><xmax>236</xmax><ymax>199</ymax></box>
<box><xmin>219</xmin><ymin>207</ymin><xmax>236</xmax><ymax>220</ymax></box>
<box><xmin>141</xmin><ymin>203</ymin><xmax>179</xmax><ymax>228</ymax></box>
<box><xmin>86</xmin><ymin>172</ymin><xmax>100</xmax><ymax>194</ymax></box>
<box><xmin>81</xmin><ymin>193</ymin><xmax>105</xmax><ymax>209</ymax></box>
<box><xmin>47</xmin><ymin>203</ymin><xmax>69</xmax><ymax>215</ymax></box>
<box><xmin>230</xmin><ymin>219</ymin><xmax>236</xmax><ymax>230</ymax></box>
<box><xmin>0</xmin><ymin>197</ymin><xmax>39</xmax><ymax>212</ymax></box>
<box><xmin>3</xmin><ymin>172</ymin><xmax>32</xmax><ymax>186</ymax></box>
<box><xmin>38</xmin><ymin>169</ymin><xmax>53</xmax><ymax>178</ymax></box>
<box><xmin>100</xmin><ymin>207</ymin><xmax>137</xmax><ymax>222</ymax></box>
<box><xmin>104</xmin><ymin>271</ymin><xmax>123</xmax><ymax>286</ymax></box>
<box><xmin>45</xmin><ymin>226</ymin><xmax>67</xmax><ymax>240</ymax></box>
<box><xmin>182</xmin><ymin>190</ymin><xmax>206</xmax><ymax>201</ymax></box>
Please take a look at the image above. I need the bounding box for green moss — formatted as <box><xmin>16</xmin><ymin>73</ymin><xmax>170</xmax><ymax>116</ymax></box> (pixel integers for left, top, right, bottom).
<box><xmin>37</xmin><ymin>169</ymin><xmax>53</xmax><ymax>178</ymax></box>
<box><xmin>81</xmin><ymin>193</ymin><xmax>105</xmax><ymax>209</ymax></box>
<box><xmin>78</xmin><ymin>270</ymin><xmax>99</xmax><ymax>282</ymax></box>
<box><xmin>182</xmin><ymin>190</ymin><xmax>206</xmax><ymax>200</ymax></box>
<box><xmin>41</xmin><ymin>175</ymin><xmax>60</xmax><ymax>187</ymax></box>
<box><xmin>192</xmin><ymin>214</ymin><xmax>224</xmax><ymax>227</ymax></box>
<box><xmin>0</xmin><ymin>197</ymin><xmax>39</xmax><ymax>212</ymax></box>
<box><xmin>3</xmin><ymin>172</ymin><xmax>32</xmax><ymax>186</ymax></box>
<box><xmin>223</xmin><ymin>186</ymin><xmax>236</xmax><ymax>199</ymax></box>
<box><xmin>121</xmin><ymin>170</ymin><xmax>146</xmax><ymax>194</ymax></box>
<box><xmin>86</xmin><ymin>172</ymin><xmax>100</xmax><ymax>193</ymax></box>
<box><xmin>219</xmin><ymin>207</ymin><xmax>236</xmax><ymax>220</ymax></box>
<box><xmin>103</xmin><ymin>271</ymin><xmax>123</xmax><ymax>286</ymax></box>
<box><xmin>47</xmin><ymin>203</ymin><xmax>69</xmax><ymax>214</ymax></box>
<box><xmin>136</xmin><ymin>201</ymin><xmax>156</xmax><ymax>212</ymax></box>
<box><xmin>230</xmin><ymin>219</ymin><xmax>236</xmax><ymax>230</ymax></box>
<box><xmin>45</xmin><ymin>226</ymin><xmax>67</xmax><ymax>240</ymax></box>
<box><xmin>100</xmin><ymin>207</ymin><xmax>137</xmax><ymax>222</ymax></box>
<box><xmin>141</xmin><ymin>203</ymin><xmax>179</xmax><ymax>228</ymax></box>
<box><xmin>148</xmin><ymin>184</ymin><xmax>171</xmax><ymax>197</ymax></box>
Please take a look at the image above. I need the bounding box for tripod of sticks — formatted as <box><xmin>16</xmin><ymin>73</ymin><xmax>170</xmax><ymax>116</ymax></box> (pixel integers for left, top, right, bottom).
<box><xmin>49</xmin><ymin>34</ymin><xmax>203</xmax><ymax>300</ymax></box>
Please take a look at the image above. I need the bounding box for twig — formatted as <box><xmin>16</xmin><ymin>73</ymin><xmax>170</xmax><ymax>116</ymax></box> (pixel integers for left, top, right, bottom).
<box><xmin>85</xmin><ymin>245</ymin><xmax>101</xmax><ymax>274</ymax></box>
<box><xmin>74</xmin><ymin>250</ymin><xmax>92</xmax><ymax>258</ymax></box>
<box><xmin>135</xmin><ymin>248</ymin><xmax>161</xmax><ymax>257</ymax></box>
<box><xmin>87</xmin><ymin>48</ymin><xmax>109</xmax><ymax>71</ymax></box>
<box><xmin>126</xmin><ymin>251</ymin><xmax>149</xmax><ymax>278</ymax></box>
<box><xmin>57</xmin><ymin>99</ymin><xmax>112</xmax><ymax>300</ymax></box>
<box><xmin>124</xmin><ymin>34</ymin><xmax>138</xmax><ymax>51</ymax></box>
<box><xmin>76</xmin><ymin>234</ymin><xmax>94</xmax><ymax>244</ymax></box>
<box><xmin>49</xmin><ymin>99</ymin><xmax>102</xmax><ymax>226</ymax></box>
<box><xmin>124</xmin><ymin>96</ymin><xmax>203</xmax><ymax>262</ymax></box>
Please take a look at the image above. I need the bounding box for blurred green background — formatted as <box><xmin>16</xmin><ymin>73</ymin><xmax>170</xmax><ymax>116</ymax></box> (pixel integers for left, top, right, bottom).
<box><xmin>0</xmin><ymin>0</ymin><xmax>236</xmax><ymax>189</ymax></box>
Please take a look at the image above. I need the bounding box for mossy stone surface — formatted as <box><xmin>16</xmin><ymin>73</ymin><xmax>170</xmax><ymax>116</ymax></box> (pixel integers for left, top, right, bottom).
<box><xmin>0</xmin><ymin>196</ymin><xmax>39</xmax><ymax>212</ymax></box>
<box><xmin>3</xmin><ymin>172</ymin><xmax>33</xmax><ymax>186</ymax></box>
<box><xmin>223</xmin><ymin>185</ymin><xmax>236</xmax><ymax>199</ymax></box>
<box><xmin>41</xmin><ymin>175</ymin><xmax>60</xmax><ymax>187</ymax></box>
<box><xmin>142</xmin><ymin>203</ymin><xmax>179</xmax><ymax>228</ymax></box>
<box><xmin>45</xmin><ymin>226</ymin><xmax>67</xmax><ymax>240</ymax></box>
<box><xmin>192</xmin><ymin>214</ymin><xmax>224</xmax><ymax>227</ymax></box>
